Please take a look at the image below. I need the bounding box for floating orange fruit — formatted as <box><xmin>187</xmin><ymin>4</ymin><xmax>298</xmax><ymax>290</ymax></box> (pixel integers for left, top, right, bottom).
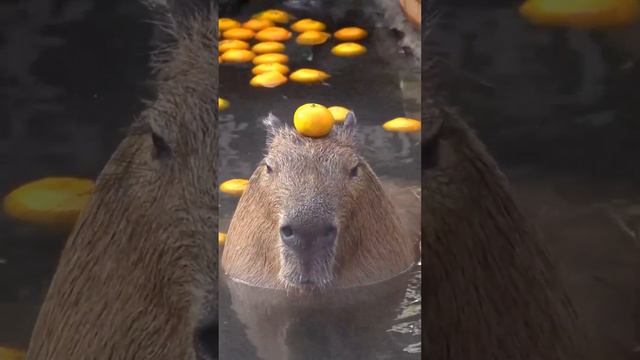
<box><xmin>296</xmin><ymin>31</ymin><xmax>331</xmax><ymax>45</ymax></box>
<box><xmin>289</xmin><ymin>68</ymin><xmax>330</xmax><ymax>84</ymax></box>
<box><xmin>253</xmin><ymin>9</ymin><xmax>293</xmax><ymax>24</ymax></box>
<box><xmin>242</xmin><ymin>18</ymin><xmax>275</xmax><ymax>31</ymax></box>
<box><xmin>218</xmin><ymin>98</ymin><xmax>230</xmax><ymax>111</ymax></box>
<box><xmin>252</xmin><ymin>63</ymin><xmax>290</xmax><ymax>75</ymax></box>
<box><xmin>383</xmin><ymin>117</ymin><xmax>421</xmax><ymax>133</ymax></box>
<box><xmin>250</xmin><ymin>71</ymin><xmax>289</xmax><ymax>88</ymax></box>
<box><xmin>3</xmin><ymin>177</ymin><xmax>95</xmax><ymax>229</ymax></box>
<box><xmin>290</xmin><ymin>18</ymin><xmax>326</xmax><ymax>32</ymax></box>
<box><xmin>253</xmin><ymin>53</ymin><xmax>289</xmax><ymax>65</ymax></box>
<box><xmin>219</xmin><ymin>18</ymin><xmax>241</xmax><ymax>32</ymax></box>
<box><xmin>255</xmin><ymin>27</ymin><xmax>292</xmax><ymax>42</ymax></box>
<box><xmin>328</xmin><ymin>106</ymin><xmax>351</xmax><ymax>123</ymax></box>
<box><xmin>219</xmin><ymin>232</ymin><xmax>227</xmax><ymax>246</ymax></box>
<box><xmin>220</xmin><ymin>179</ymin><xmax>250</xmax><ymax>196</ymax></box>
<box><xmin>219</xmin><ymin>39</ymin><xmax>250</xmax><ymax>53</ymax></box>
<box><xmin>220</xmin><ymin>49</ymin><xmax>255</xmax><ymax>63</ymax></box>
<box><xmin>334</xmin><ymin>27</ymin><xmax>368</xmax><ymax>41</ymax></box>
<box><xmin>0</xmin><ymin>346</ymin><xmax>26</xmax><ymax>360</ymax></box>
<box><xmin>519</xmin><ymin>0</ymin><xmax>640</xmax><ymax>28</ymax></box>
<box><xmin>251</xmin><ymin>41</ymin><xmax>286</xmax><ymax>54</ymax></box>
<box><xmin>293</xmin><ymin>103</ymin><xmax>335</xmax><ymax>138</ymax></box>
<box><xmin>331</xmin><ymin>42</ymin><xmax>367</xmax><ymax>57</ymax></box>
<box><xmin>222</xmin><ymin>28</ymin><xmax>255</xmax><ymax>41</ymax></box>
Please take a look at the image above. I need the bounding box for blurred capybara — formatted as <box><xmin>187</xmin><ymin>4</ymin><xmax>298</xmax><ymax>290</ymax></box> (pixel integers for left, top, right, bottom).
<box><xmin>27</xmin><ymin>1</ymin><xmax>218</xmax><ymax>359</ymax></box>
<box><xmin>221</xmin><ymin>112</ymin><xmax>419</xmax><ymax>292</ymax></box>
<box><xmin>422</xmin><ymin>3</ymin><xmax>587</xmax><ymax>359</ymax></box>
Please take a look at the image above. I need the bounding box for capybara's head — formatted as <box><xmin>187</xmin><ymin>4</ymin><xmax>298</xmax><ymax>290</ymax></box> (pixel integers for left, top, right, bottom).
<box><xmin>259</xmin><ymin>112</ymin><xmax>363</xmax><ymax>289</ymax></box>
<box><xmin>222</xmin><ymin>111</ymin><xmax>417</xmax><ymax>292</ymax></box>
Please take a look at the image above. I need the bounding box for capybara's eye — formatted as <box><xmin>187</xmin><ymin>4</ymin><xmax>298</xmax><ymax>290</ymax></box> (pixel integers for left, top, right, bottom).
<box><xmin>265</xmin><ymin>164</ymin><xmax>273</xmax><ymax>174</ymax></box>
<box><xmin>151</xmin><ymin>131</ymin><xmax>171</xmax><ymax>159</ymax></box>
<box><xmin>349</xmin><ymin>164</ymin><xmax>359</xmax><ymax>178</ymax></box>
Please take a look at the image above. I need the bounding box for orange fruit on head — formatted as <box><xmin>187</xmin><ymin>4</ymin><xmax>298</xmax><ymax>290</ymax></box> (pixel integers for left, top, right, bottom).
<box><xmin>255</xmin><ymin>27</ymin><xmax>292</xmax><ymax>42</ymax></box>
<box><xmin>328</xmin><ymin>106</ymin><xmax>351</xmax><ymax>123</ymax></box>
<box><xmin>334</xmin><ymin>27</ymin><xmax>368</xmax><ymax>41</ymax></box>
<box><xmin>293</xmin><ymin>103</ymin><xmax>335</xmax><ymax>138</ymax></box>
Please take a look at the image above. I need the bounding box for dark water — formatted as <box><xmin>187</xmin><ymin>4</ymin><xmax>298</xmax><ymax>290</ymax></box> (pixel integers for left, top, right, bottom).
<box><xmin>0</xmin><ymin>0</ymin><xmax>153</xmax><ymax>351</ymax></box>
<box><xmin>431</xmin><ymin>2</ymin><xmax>640</xmax><ymax>359</ymax></box>
<box><xmin>218</xmin><ymin>1</ymin><xmax>421</xmax><ymax>359</ymax></box>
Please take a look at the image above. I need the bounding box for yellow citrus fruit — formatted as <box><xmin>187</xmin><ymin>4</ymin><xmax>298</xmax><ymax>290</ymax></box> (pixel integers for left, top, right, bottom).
<box><xmin>519</xmin><ymin>0</ymin><xmax>640</xmax><ymax>28</ymax></box>
<box><xmin>328</xmin><ymin>106</ymin><xmax>351</xmax><ymax>123</ymax></box>
<box><xmin>220</xmin><ymin>179</ymin><xmax>249</xmax><ymax>196</ymax></box>
<box><xmin>250</xmin><ymin>71</ymin><xmax>289</xmax><ymax>88</ymax></box>
<box><xmin>253</xmin><ymin>9</ymin><xmax>293</xmax><ymax>24</ymax></box>
<box><xmin>331</xmin><ymin>42</ymin><xmax>367</xmax><ymax>57</ymax></box>
<box><xmin>296</xmin><ymin>31</ymin><xmax>331</xmax><ymax>45</ymax></box>
<box><xmin>242</xmin><ymin>18</ymin><xmax>275</xmax><ymax>31</ymax></box>
<box><xmin>219</xmin><ymin>18</ymin><xmax>241</xmax><ymax>32</ymax></box>
<box><xmin>252</xmin><ymin>63</ymin><xmax>290</xmax><ymax>75</ymax></box>
<box><xmin>0</xmin><ymin>347</ymin><xmax>26</xmax><ymax>360</ymax></box>
<box><xmin>3</xmin><ymin>177</ymin><xmax>95</xmax><ymax>229</ymax></box>
<box><xmin>255</xmin><ymin>27</ymin><xmax>292</xmax><ymax>42</ymax></box>
<box><xmin>290</xmin><ymin>18</ymin><xmax>326</xmax><ymax>32</ymax></box>
<box><xmin>334</xmin><ymin>27</ymin><xmax>368</xmax><ymax>41</ymax></box>
<box><xmin>220</xmin><ymin>49</ymin><xmax>255</xmax><ymax>63</ymax></box>
<box><xmin>222</xmin><ymin>28</ymin><xmax>255</xmax><ymax>41</ymax></box>
<box><xmin>218</xmin><ymin>98</ymin><xmax>230</xmax><ymax>111</ymax></box>
<box><xmin>253</xmin><ymin>53</ymin><xmax>289</xmax><ymax>65</ymax></box>
<box><xmin>219</xmin><ymin>39</ymin><xmax>250</xmax><ymax>53</ymax></box>
<box><xmin>382</xmin><ymin>117</ymin><xmax>421</xmax><ymax>133</ymax></box>
<box><xmin>289</xmin><ymin>68</ymin><xmax>330</xmax><ymax>84</ymax></box>
<box><xmin>293</xmin><ymin>103</ymin><xmax>335</xmax><ymax>138</ymax></box>
<box><xmin>218</xmin><ymin>232</ymin><xmax>226</xmax><ymax>246</ymax></box>
<box><xmin>251</xmin><ymin>41</ymin><xmax>286</xmax><ymax>54</ymax></box>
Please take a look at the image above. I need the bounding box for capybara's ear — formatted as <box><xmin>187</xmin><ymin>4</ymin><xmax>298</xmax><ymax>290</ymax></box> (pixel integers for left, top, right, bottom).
<box><xmin>344</xmin><ymin>111</ymin><xmax>357</xmax><ymax>128</ymax></box>
<box><xmin>262</xmin><ymin>112</ymin><xmax>284</xmax><ymax>144</ymax></box>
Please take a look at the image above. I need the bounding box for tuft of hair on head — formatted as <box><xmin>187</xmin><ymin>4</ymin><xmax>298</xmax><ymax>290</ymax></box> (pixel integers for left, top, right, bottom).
<box><xmin>262</xmin><ymin>112</ymin><xmax>286</xmax><ymax>146</ymax></box>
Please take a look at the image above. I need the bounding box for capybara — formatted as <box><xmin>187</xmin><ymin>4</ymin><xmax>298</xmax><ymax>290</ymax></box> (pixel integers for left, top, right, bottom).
<box><xmin>422</xmin><ymin>3</ymin><xmax>587</xmax><ymax>359</ymax></box>
<box><xmin>221</xmin><ymin>112</ymin><xmax>419</xmax><ymax>292</ymax></box>
<box><xmin>26</xmin><ymin>1</ymin><xmax>218</xmax><ymax>359</ymax></box>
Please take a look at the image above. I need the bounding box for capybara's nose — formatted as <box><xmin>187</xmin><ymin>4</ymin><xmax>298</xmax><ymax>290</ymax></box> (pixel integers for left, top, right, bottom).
<box><xmin>280</xmin><ymin>221</ymin><xmax>337</xmax><ymax>251</ymax></box>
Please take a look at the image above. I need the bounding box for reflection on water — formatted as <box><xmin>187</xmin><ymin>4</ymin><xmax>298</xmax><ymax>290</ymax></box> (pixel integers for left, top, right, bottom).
<box><xmin>218</xmin><ymin>0</ymin><xmax>421</xmax><ymax>359</ymax></box>
<box><xmin>432</xmin><ymin>3</ymin><xmax>640</xmax><ymax>359</ymax></box>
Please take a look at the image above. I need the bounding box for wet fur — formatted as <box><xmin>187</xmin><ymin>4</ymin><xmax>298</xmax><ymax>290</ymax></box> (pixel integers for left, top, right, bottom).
<box><xmin>221</xmin><ymin>117</ymin><xmax>418</xmax><ymax>292</ymax></box>
<box><xmin>422</xmin><ymin>3</ymin><xmax>587</xmax><ymax>359</ymax></box>
<box><xmin>27</xmin><ymin>1</ymin><xmax>218</xmax><ymax>359</ymax></box>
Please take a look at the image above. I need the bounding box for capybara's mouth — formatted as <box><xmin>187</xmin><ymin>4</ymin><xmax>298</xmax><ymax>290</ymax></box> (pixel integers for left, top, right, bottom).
<box><xmin>279</xmin><ymin>255</ymin><xmax>335</xmax><ymax>291</ymax></box>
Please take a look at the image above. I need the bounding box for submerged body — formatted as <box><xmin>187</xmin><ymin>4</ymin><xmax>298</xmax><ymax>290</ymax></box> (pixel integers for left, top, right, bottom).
<box><xmin>221</xmin><ymin>113</ymin><xmax>419</xmax><ymax>292</ymax></box>
<box><xmin>422</xmin><ymin>2</ymin><xmax>587</xmax><ymax>359</ymax></box>
<box><xmin>27</xmin><ymin>1</ymin><xmax>219</xmax><ymax>359</ymax></box>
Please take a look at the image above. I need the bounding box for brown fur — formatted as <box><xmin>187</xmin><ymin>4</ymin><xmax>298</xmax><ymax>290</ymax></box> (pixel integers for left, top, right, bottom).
<box><xmin>422</xmin><ymin>5</ymin><xmax>587</xmax><ymax>358</ymax></box>
<box><xmin>26</xmin><ymin>2</ymin><xmax>218</xmax><ymax>359</ymax></box>
<box><xmin>221</xmin><ymin>115</ymin><xmax>418</xmax><ymax>291</ymax></box>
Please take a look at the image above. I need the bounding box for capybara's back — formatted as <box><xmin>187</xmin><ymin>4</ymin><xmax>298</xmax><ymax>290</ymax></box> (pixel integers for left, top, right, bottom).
<box><xmin>221</xmin><ymin>113</ymin><xmax>419</xmax><ymax>292</ymax></box>
<box><xmin>27</xmin><ymin>1</ymin><xmax>218</xmax><ymax>359</ymax></box>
